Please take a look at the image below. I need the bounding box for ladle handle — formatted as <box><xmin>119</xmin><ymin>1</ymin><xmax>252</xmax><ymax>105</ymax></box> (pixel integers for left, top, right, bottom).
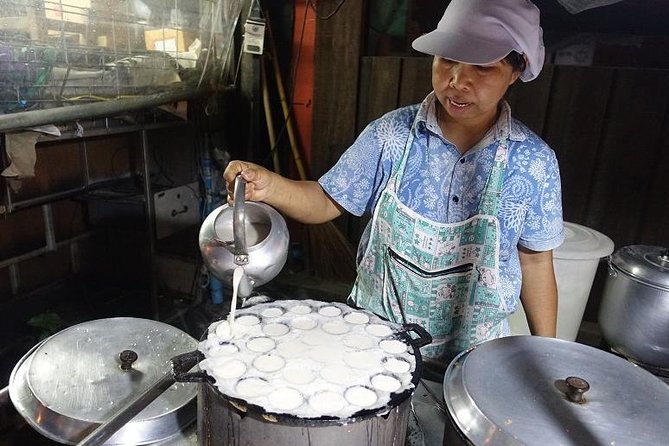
<box><xmin>76</xmin><ymin>371</ymin><xmax>176</xmax><ymax>446</ymax></box>
<box><xmin>233</xmin><ymin>175</ymin><xmax>249</xmax><ymax>265</ymax></box>
<box><xmin>76</xmin><ymin>350</ymin><xmax>205</xmax><ymax>446</ymax></box>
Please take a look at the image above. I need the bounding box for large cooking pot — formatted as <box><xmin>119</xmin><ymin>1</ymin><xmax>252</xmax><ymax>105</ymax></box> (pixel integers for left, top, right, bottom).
<box><xmin>598</xmin><ymin>244</ymin><xmax>669</xmax><ymax>369</ymax></box>
<box><xmin>56</xmin><ymin>300</ymin><xmax>431</xmax><ymax>446</ymax></box>
<box><xmin>185</xmin><ymin>299</ymin><xmax>432</xmax><ymax>446</ymax></box>
<box><xmin>441</xmin><ymin>336</ymin><xmax>669</xmax><ymax>446</ymax></box>
<box><xmin>8</xmin><ymin>317</ymin><xmax>198</xmax><ymax>445</ymax></box>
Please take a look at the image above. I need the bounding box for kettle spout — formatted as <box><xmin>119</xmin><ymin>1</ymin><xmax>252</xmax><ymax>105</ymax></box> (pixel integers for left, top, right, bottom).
<box><xmin>235</xmin><ymin>270</ymin><xmax>254</xmax><ymax>298</ymax></box>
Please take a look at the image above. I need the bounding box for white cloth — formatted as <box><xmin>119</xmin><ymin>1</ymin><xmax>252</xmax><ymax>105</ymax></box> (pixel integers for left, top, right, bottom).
<box><xmin>557</xmin><ymin>0</ymin><xmax>625</xmax><ymax>14</ymax></box>
<box><xmin>2</xmin><ymin>132</ymin><xmax>39</xmax><ymax>179</ymax></box>
<box><xmin>2</xmin><ymin>125</ymin><xmax>61</xmax><ymax>192</ymax></box>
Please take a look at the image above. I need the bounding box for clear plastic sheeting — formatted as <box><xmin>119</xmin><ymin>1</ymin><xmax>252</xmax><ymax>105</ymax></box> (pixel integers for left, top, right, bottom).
<box><xmin>0</xmin><ymin>0</ymin><xmax>243</xmax><ymax>114</ymax></box>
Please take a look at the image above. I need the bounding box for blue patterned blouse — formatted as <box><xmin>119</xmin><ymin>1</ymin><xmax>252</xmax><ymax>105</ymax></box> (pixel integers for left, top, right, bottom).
<box><xmin>319</xmin><ymin>92</ymin><xmax>565</xmax><ymax>311</ymax></box>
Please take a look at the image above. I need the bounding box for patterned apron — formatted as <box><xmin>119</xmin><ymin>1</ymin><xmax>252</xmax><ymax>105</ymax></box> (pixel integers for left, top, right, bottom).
<box><xmin>349</xmin><ymin>117</ymin><xmax>511</xmax><ymax>362</ymax></box>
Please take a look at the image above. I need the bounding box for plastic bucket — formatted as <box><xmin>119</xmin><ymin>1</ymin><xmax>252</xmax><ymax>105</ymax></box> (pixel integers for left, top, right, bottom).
<box><xmin>508</xmin><ymin>222</ymin><xmax>614</xmax><ymax>341</ymax></box>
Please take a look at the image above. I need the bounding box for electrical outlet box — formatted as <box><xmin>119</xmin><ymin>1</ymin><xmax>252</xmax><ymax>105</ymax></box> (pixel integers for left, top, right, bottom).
<box><xmin>154</xmin><ymin>182</ymin><xmax>200</xmax><ymax>239</ymax></box>
<box><xmin>243</xmin><ymin>18</ymin><xmax>266</xmax><ymax>55</ymax></box>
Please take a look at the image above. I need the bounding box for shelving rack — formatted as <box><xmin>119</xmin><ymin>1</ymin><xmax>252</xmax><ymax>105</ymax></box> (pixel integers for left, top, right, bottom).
<box><xmin>0</xmin><ymin>0</ymin><xmax>244</xmax><ymax>131</ymax></box>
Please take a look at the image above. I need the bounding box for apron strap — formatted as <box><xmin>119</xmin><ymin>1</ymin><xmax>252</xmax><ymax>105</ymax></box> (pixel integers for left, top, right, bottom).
<box><xmin>478</xmin><ymin>143</ymin><xmax>509</xmax><ymax>216</ymax></box>
<box><xmin>389</xmin><ymin>110</ymin><xmax>510</xmax><ymax>219</ymax></box>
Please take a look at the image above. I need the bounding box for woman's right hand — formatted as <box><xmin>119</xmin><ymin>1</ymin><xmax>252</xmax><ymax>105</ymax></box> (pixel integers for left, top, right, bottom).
<box><xmin>223</xmin><ymin>160</ymin><xmax>276</xmax><ymax>204</ymax></box>
<box><xmin>223</xmin><ymin>160</ymin><xmax>344</xmax><ymax>224</ymax></box>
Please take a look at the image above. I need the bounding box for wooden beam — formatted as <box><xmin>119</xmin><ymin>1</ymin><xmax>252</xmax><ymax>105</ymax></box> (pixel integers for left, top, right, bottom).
<box><xmin>506</xmin><ymin>64</ymin><xmax>555</xmax><ymax>136</ymax></box>
<box><xmin>540</xmin><ymin>65</ymin><xmax>612</xmax><ymax>224</ymax></box>
<box><xmin>357</xmin><ymin>56</ymin><xmax>402</xmax><ymax>133</ymax></box>
<box><xmin>311</xmin><ymin>0</ymin><xmax>365</xmax><ymax>179</ymax></box>
<box><xmin>398</xmin><ymin>57</ymin><xmax>432</xmax><ymax>107</ymax></box>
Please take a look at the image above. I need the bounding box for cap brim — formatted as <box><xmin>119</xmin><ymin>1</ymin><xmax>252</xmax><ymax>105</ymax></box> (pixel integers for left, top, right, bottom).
<box><xmin>412</xmin><ymin>31</ymin><xmax>514</xmax><ymax>66</ymax></box>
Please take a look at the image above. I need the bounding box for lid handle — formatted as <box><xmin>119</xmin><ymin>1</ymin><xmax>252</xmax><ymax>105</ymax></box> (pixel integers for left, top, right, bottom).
<box><xmin>659</xmin><ymin>248</ymin><xmax>669</xmax><ymax>267</ymax></box>
<box><xmin>119</xmin><ymin>350</ymin><xmax>138</xmax><ymax>371</ymax></box>
<box><xmin>564</xmin><ymin>376</ymin><xmax>590</xmax><ymax>404</ymax></box>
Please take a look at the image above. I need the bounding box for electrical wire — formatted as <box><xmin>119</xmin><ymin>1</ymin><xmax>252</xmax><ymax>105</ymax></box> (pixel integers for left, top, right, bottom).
<box><xmin>197</xmin><ymin>0</ymin><xmax>219</xmax><ymax>88</ymax></box>
<box><xmin>289</xmin><ymin>4</ymin><xmax>309</xmax><ymax>114</ymax></box>
<box><xmin>308</xmin><ymin>0</ymin><xmax>347</xmax><ymax>20</ymax></box>
<box><xmin>251</xmin><ymin>0</ymin><xmax>263</xmax><ymax>17</ymax></box>
<box><xmin>216</xmin><ymin>4</ymin><xmax>243</xmax><ymax>86</ymax></box>
<box><xmin>150</xmin><ymin>145</ymin><xmax>177</xmax><ymax>188</ymax></box>
<box><xmin>60</xmin><ymin>94</ymin><xmax>143</xmax><ymax>102</ymax></box>
<box><xmin>231</xmin><ymin>43</ymin><xmax>245</xmax><ymax>88</ymax></box>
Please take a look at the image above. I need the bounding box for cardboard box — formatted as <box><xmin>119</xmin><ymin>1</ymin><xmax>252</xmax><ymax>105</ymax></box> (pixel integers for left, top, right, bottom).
<box><xmin>144</xmin><ymin>28</ymin><xmax>188</xmax><ymax>53</ymax></box>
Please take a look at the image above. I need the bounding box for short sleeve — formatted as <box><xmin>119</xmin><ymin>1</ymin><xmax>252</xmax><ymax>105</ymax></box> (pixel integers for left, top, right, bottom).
<box><xmin>318</xmin><ymin>107</ymin><xmax>416</xmax><ymax>216</ymax></box>
<box><xmin>517</xmin><ymin>141</ymin><xmax>565</xmax><ymax>251</ymax></box>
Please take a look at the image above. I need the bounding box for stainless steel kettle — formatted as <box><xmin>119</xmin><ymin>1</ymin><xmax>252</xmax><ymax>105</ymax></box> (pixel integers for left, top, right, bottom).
<box><xmin>198</xmin><ymin>176</ymin><xmax>289</xmax><ymax>297</ymax></box>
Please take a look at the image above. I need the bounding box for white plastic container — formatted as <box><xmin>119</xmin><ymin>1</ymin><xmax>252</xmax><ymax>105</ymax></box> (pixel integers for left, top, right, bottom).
<box><xmin>508</xmin><ymin>222</ymin><xmax>615</xmax><ymax>341</ymax></box>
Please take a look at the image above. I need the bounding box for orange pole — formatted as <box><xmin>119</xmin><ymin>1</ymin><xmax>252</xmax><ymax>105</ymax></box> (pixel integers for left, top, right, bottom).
<box><xmin>267</xmin><ymin>17</ymin><xmax>308</xmax><ymax>181</ymax></box>
<box><xmin>290</xmin><ymin>1</ymin><xmax>316</xmax><ymax>167</ymax></box>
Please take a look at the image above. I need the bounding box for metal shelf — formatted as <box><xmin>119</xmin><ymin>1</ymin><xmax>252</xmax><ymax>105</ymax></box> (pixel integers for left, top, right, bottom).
<box><xmin>0</xmin><ymin>0</ymin><xmax>244</xmax><ymax>131</ymax></box>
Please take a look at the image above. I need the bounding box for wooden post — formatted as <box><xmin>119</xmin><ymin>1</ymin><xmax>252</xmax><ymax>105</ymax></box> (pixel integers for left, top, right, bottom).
<box><xmin>311</xmin><ymin>0</ymin><xmax>365</xmax><ymax>178</ymax></box>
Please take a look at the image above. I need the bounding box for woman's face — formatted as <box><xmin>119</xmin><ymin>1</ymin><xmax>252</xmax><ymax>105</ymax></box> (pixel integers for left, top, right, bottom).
<box><xmin>432</xmin><ymin>56</ymin><xmax>521</xmax><ymax>126</ymax></box>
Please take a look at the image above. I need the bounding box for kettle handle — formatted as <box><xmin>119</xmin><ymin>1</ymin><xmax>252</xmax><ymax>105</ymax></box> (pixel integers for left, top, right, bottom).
<box><xmin>233</xmin><ymin>175</ymin><xmax>249</xmax><ymax>265</ymax></box>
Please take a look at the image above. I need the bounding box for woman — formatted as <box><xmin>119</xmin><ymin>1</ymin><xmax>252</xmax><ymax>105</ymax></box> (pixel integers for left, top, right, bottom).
<box><xmin>224</xmin><ymin>0</ymin><xmax>564</xmax><ymax>365</ymax></box>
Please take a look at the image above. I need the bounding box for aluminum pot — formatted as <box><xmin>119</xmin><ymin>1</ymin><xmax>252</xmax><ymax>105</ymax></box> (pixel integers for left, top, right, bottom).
<box><xmin>184</xmin><ymin>318</ymin><xmax>432</xmax><ymax>446</ymax></box>
<box><xmin>442</xmin><ymin>336</ymin><xmax>669</xmax><ymax>446</ymax></box>
<box><xmin>8</xmin><ymin>318</ymin><xmax>198</xmax><ymax>445</ymax></box>
<box><xmin>196</xmin><ymin>374</ymin><xmax>412</xmax><ymax>446</ymax></box>
<box><xmin>69</xmin><ymin>301</ymin><xmax>432</xmax><ymax>446</ymax></box>
<box><xmin>598</xmin><ymin>244</ymin><xmax>669</xmax><ymax>369</ymax></box>
<box><xmin>174</xmin><ymin>300</ymin><xmax>432</xmax><ymax>446</ymax></box>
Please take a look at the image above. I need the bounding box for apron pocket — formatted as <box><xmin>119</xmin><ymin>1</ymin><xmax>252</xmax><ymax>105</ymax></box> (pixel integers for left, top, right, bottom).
<box><xmin>387</xmin><ymin>247</ymin><xmax>473</xmax><ymax>278</ymax></box>
<box><xmin>384</xmin><ymin>247</ymin><xmax>474</xmax><ymax>334</ymax></box>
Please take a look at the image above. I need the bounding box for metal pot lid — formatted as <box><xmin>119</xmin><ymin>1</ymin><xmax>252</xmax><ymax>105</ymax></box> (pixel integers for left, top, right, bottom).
<box><xmin>9</xmin><ymin>317</ymin><xmax>198</xmax><ymax>445</ymax></box>
<box><xmin>553</xmin><ymin>222</ymin><xmax>614</xmax><ymax>260</ymax></box>
<box><xmin>443</xmin><ymin>336</ymin><xmax>669</xmax><ymax>446</ymax></box>
<box><xmin>610</xmin><ymin>244</ymin><xmax>669</xmax><ymax>289</ymax></box>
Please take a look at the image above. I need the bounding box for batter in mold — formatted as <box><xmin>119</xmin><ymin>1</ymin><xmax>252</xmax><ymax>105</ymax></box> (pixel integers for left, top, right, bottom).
<box><xmin>199</xmin><ymin>299</ymin><xmax>419</xmax><ymax>419</ymax></box>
